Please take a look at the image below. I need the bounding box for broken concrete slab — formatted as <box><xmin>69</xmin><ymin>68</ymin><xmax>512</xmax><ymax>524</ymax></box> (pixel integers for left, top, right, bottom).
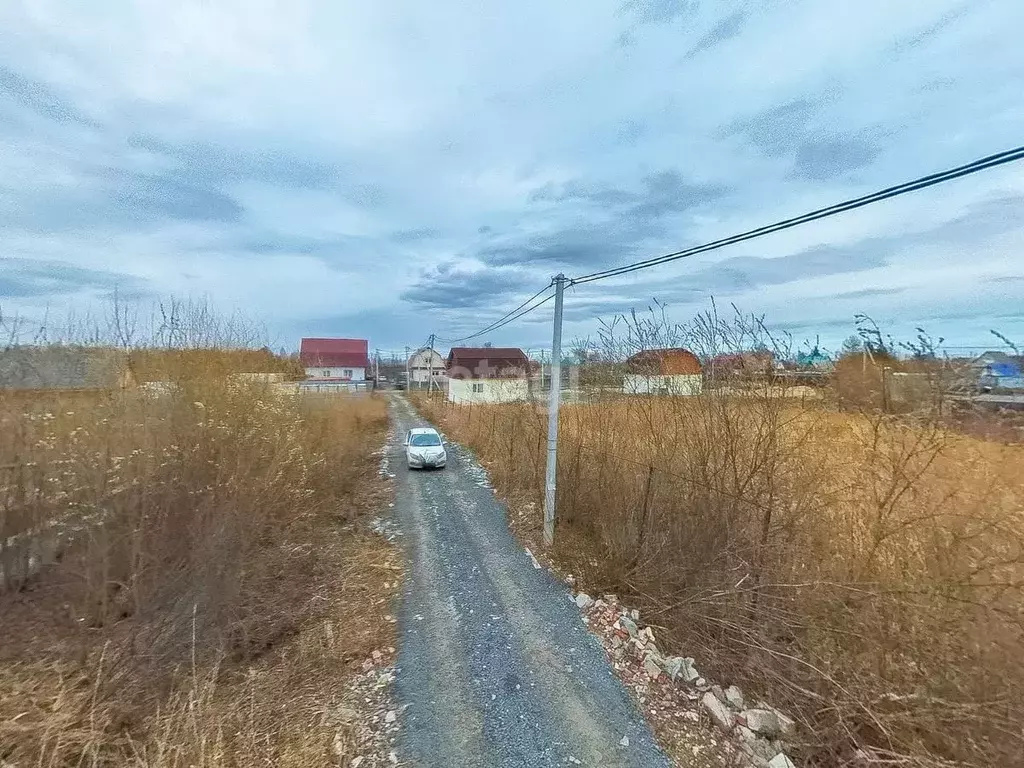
<box><xmin>724</xmin><ymin>684</ymin><xmax>746</xmax><ymax>710</ymax></box>
<box><xmin>643</xmin><ymin>652</ymin><xmax>664</xmax><ymax>680</ymax></box>
<box><xmin>741</xmin><ymin>708</ymin><xmax>784</xmax><ymax>738</ymax></box>
<box><xmin>701</xmin><ymin>691</ymin><xmax>735</xmax><ymax>732</ymax></box>
<box><xmin>768</xmin><ymin>753</ymin><xmax>796</xmax><ymax>768</ymax></box>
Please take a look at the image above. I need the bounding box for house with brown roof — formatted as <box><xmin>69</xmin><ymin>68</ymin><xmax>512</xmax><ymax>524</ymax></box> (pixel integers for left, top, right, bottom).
<box><xmin>622</xmin><ymin>347</ymin><xmax>703</xmax><ymax>396</ymax></box>
<box><xmin>300</xmin><ymin>338</ymin><xmax>370</xmax><ymax>382</ymax></box>
<box><xmin>445</xmin><ymin>346</ymin><xmax>530</xmax><ymax>404</ymax></box>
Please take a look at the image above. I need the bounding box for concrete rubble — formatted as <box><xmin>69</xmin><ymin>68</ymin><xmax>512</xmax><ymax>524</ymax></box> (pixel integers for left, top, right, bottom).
<box><xmin>573</xmin><ymin>589</ymin><xmax>800</xmax><ymax>768</ymax></box>
<box><xmin>330</xmin><ymin>645</ymin><xmax>402</xmax><ymax>767</ymax></box>
<box><xmin>574</xmin><ymin>591</ymin><xmax>595</xmax><ymax>609</ymax></box>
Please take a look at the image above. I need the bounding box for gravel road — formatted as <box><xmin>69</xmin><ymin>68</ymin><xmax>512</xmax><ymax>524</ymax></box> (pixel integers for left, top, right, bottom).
<box><xmin>387</xmin><ymin>394</ymin><xmax>670</xmax><ymax>767</ymax></box>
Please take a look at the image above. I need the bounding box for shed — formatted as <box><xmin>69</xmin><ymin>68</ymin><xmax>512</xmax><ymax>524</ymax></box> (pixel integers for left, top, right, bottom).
<box><xmin>0</xmin><ymin>346</ymin><xmax>135</xmax><ymax>391</ymax></box>
<box><xmin>445</xmin><ymin>347</ymin><xmax>530</xmax><ymax>404</ymax></box>
<box><xmin>623</xmin><ymin>348</ymin><xmax>703</xmax><ymax>396</ymax></box>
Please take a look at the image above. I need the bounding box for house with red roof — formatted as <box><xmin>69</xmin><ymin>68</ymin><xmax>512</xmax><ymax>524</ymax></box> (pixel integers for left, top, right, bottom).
<box><xmin>300</xmin><ymin>338</ymin><xmax>370</xmax><ymax>382</ymax></box>
<box><xmin>622</xmin><ymin>347</ymin><xmax>703</xmax><ymax>396</ymax></box>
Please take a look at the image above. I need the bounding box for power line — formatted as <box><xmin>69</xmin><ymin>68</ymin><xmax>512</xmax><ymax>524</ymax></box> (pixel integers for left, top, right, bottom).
<box><xmin>571</xmin><ymin>145</ymin><xmax>1024</xmax><ymax>286</ymax></box>
<box><xmin>462</xmin><ymin>290</ymin><xmax>557</xmax><ymax>342</ymax></box>
<box><xmin>437</xmin><ymin>281</ymin><xmax>555</xmax><ymax>345</ymax></box>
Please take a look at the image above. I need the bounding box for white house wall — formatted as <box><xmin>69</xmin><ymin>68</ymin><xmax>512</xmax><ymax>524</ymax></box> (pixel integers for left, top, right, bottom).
<box><xmin>410</xmin><ymin>368</ymin><xmax>447</xmax><ymax>384</ymax></box>
<box><xmin>447</xmin><ymin>378</ymin><xmax>530</xmax><ymax>404</ymax></box>
<box><xmin>305</xmin><ymin>366</ymin><xmax>366</xmax><ymax>381</ymax></box>
<box><xmin>622</xmin><ymin>374</ymin><xmax>702</xmax><ymax>396</ymax></box>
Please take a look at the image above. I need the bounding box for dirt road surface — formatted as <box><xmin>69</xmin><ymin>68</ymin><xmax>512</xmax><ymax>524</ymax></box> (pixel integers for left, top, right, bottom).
<box><xmin>387</xmin><ymin>394</ymin><xmax>669</xmax><ymax>767</ymax></box>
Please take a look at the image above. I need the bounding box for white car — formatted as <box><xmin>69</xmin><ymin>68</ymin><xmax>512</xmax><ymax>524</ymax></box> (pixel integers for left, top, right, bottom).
<box><xmin>404</xmin><ymin>427</ymin><xmax>447</xmax><ymax>469</ymax></box>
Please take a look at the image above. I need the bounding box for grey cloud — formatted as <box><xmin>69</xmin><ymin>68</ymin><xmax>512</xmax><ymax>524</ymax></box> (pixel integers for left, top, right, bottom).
<box><xmin>478</xmin><ymin>222</ymin><xmax>654</xmax><ymax>268</ymax></box>
<box><xmin>243</xmin><ymin>235</ymin><xmax>362</xmax><ymax>258</ymax></box>
<box><xmin>622</xmin><ymin>0</ymin><xmax>698</xmax><ymax>26</ymax></box>
<box><xmin>686</xmin><ymin>11</ymin><xmax>748</xmax><ymax>58</ymax></box>
<box><xmin>633</xmin><ymin>170</ymin><xmax>728</xmax><ymax>220</ymax></box>
<box><xmin>724</xmin><ymin>98</ymin><xmax>884</xmax><ymax>180</ymax></box>
<box><xmin>897</xmin><ymin>4</ymin><xmax>971</xmax><ymax>52</ymax></box>
<box><xmin>604</xmin><ymin>241</ymin><xmax>892</xmax><ymax>303</ymax></box>
<box><xmin>987</xmin><ymin>275</ymin><xmax>1024</xmax><ymax>284</ymax></box>
<box><xmin>560</xmin><ymin>294</ymin><xmax>703</xmax><ymax>323</ymax></box>
<box><xmin>530</xmin><ymin>170</ymin><xmax>727</xmax><ymax>219</ymax></box>
<box><xmin>529</xmin><ymin>181</ymin><xmax>636</xmax><ymax>206</ymax></box>
<box><xmin>724</xmin><ymin>99</ymin><xmax>816</xmax><ymax>157</ymax></box>
<box><xmin>392</xmin><ymin>227</ymin><xmax>440</xmax><ymax>243</ymax></box>
<box><xmin>1</xmin><ymin>167</ymin><xmax>243</xmax><ymax>234</ymax></box>
<box><xmin>0</xmin><ymin>66</ymin><xmax>94</xmax><ymax>127</ymax></box>
<box><xmin>916</xmin><ymin>195</ymin><xmax>1024</xmax><ymax>245</ymax></box>
<box><xmin>831</xmin><ymin>287</ymin><xmax>907</xmax><ymax>300</ymax></box>
<box><xmin>722</xmin><ymin>242</ymin><xmax>889</xmax><ymax>284</ymax></box>
<box><xmin>497</xmin><ymin>170</ymin><xmax>728</xmax><ymax>270</ymax></box>
<box><xmin>791</xmin><ymin>136</ymin><xmax>883</xmax><ymax>181</ymax></box>
<box><xmin>401</xmin><ymin>265</ymin><xmax>535</xmax><ymax>309</ymax></box>
<box><xmin>107</xmin><ymin>169</ymin><xmax>243</xmax><ymax>223</ymax></box>
<box><xmin>0</xmin><ymin>258</ymin><xmax>144</xmax><ymax>298</ymax></box>
<box><xmin>127</xmin><ymin>134</ymin><xmax>342</xmax><ymax>191</ymax></box>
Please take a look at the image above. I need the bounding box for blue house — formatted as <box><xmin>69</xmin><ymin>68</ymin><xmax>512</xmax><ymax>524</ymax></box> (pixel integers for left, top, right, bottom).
<box><xmin>976</xmin><ymin>352</ymin><xmax>1024</xmax><ymax>391</ymax></box>
<box><xmin>795</xmin><ymin>347</ymin><xmax>833</xmax><ymax>370</ymax></box>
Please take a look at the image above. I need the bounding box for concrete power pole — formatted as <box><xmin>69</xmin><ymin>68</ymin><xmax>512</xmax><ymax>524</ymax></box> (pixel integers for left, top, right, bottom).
<box><xmin>543</xmin><ymin>274</ymin><xmax>567</xmax><ymax>546</ymax></box>
<box><xmin>427</xmin><ymin>333</ymin><xmax>436</xmax><ymax>394</ymax></box>
<box><xmin>405</xmin><ymin>346</ymin><xmax>410</xmax><ymax>390</ymax></box>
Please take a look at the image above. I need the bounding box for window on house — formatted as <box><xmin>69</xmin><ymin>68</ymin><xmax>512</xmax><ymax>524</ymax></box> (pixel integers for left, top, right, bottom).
<box><xmin>343</xmin><ymin>369</ymin><xmax>353</xmax><ymax>378</ymax></box>
<box><xmin>322</xmin><ymin>369</ymin><xmax>330</xmax><ymax>377</ymax></box>
<box><xmin>471</xmin><ymin>382</ymin><xmax>484</xmax><ymax>393</ymax></box>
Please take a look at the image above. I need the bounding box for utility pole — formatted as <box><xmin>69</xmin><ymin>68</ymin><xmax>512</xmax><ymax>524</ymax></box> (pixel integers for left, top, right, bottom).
<box><xmin>543</xmin><ymin>274</ymin><xmax>567</xmax><ymax>547</ymax></box>
<box><xmin>405</xmin><ymin>346</ymin><xmax>410</xmax><ymax>390</ymax></box>
<box><xmin>427</xmin><ymin>333</ymin><xmax>436</xmax><ymax>394</ymax></box>
<box><xmin>374</xmin><ymin>348</ymin><xmax>380</xmax><ymax>384</ymax></box>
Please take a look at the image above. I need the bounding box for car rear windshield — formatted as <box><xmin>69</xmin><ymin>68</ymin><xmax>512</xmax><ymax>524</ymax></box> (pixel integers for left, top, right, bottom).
<box><xmin>410</xmin><ymin>433</ymin><xmax>441</xmax><ymax>446</ymax></box>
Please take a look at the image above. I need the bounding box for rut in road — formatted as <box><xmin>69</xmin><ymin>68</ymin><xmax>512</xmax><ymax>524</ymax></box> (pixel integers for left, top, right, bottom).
<box><xmin>387</xmin><ymin>394</ymin><xmax>670</xmax><ymax>768</ymax></box>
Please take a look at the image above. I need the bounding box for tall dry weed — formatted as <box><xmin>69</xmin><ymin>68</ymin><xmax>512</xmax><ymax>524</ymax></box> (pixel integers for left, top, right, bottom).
<box><xmin>0</xmin><ymin>347</ymin><xmax>387</xmax><ymax>766</ymax></box>
<box><xmin>414</xmin><ymin>307</ymin><xmax>1024</xmax><ymax>767</ymax></box>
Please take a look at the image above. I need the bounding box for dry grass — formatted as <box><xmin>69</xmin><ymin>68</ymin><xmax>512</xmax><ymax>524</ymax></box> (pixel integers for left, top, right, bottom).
<box><xmin>0</xmin><ymin>355</ymin><xmax>391</xmax><ymax>766</ymax></box>
<box><xmin>414</xmin><ymin>389</ymin><xmax>1024</xmax><ymax>767</ymax></box>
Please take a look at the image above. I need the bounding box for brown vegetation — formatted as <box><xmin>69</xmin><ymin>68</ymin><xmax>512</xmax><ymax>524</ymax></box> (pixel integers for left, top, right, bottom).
<box><xmin>414</xmin><ymin>377</ymin><xmax>1024</xmax><ymax>767</ymax></box>
<box><xmin>1</xmin><ymin>352</ymin><xmax>391</xmax><ymax>766</ymax></box>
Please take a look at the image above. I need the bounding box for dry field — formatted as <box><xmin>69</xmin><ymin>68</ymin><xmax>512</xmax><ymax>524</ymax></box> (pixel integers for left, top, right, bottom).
<box><xmin>415</xmin><ymin>390</ymin><xmax>1024</xmax><ymax>767</ymax></box>
<box><xmin>1</xmin><ymin>364</ymin><xmax>392</xmax><ymax>766</ymax></box>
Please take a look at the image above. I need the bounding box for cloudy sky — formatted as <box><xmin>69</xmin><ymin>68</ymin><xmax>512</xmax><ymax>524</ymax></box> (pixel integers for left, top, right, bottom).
<box><xmin>1</xmin><ymin>0</ymin><xmax>1022</xmax><ymax>355</ymax></box>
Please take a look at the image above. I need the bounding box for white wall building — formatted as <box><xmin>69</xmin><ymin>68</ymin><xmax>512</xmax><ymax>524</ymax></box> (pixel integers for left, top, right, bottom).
<box><xmin>447</xmin><ymin>378</ymin><xmax>530</xmax><ymax>404</ymax></box>
<box><xmin>300</xmin><ymin>338</ymin><xmax>369</xmax><ymax>382</ymax></box>
<box><xmin>305</xmin><ymin>365</ymin><xmax>366</xmax><ymax>381</ymax></box>
<box><xmin>622</xmin><ymin>374</ymin><xmax>702</xmax><ymax>396</ymax></box>
<box><xmin>445</xmin><ymin>347</ymin><xmax>532</xmax><ymax>405</ymax></box>
<box><xmin>408</xmin><ymin>348</ymin><xmax>447</xmax><ymax>386</ymax></box>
